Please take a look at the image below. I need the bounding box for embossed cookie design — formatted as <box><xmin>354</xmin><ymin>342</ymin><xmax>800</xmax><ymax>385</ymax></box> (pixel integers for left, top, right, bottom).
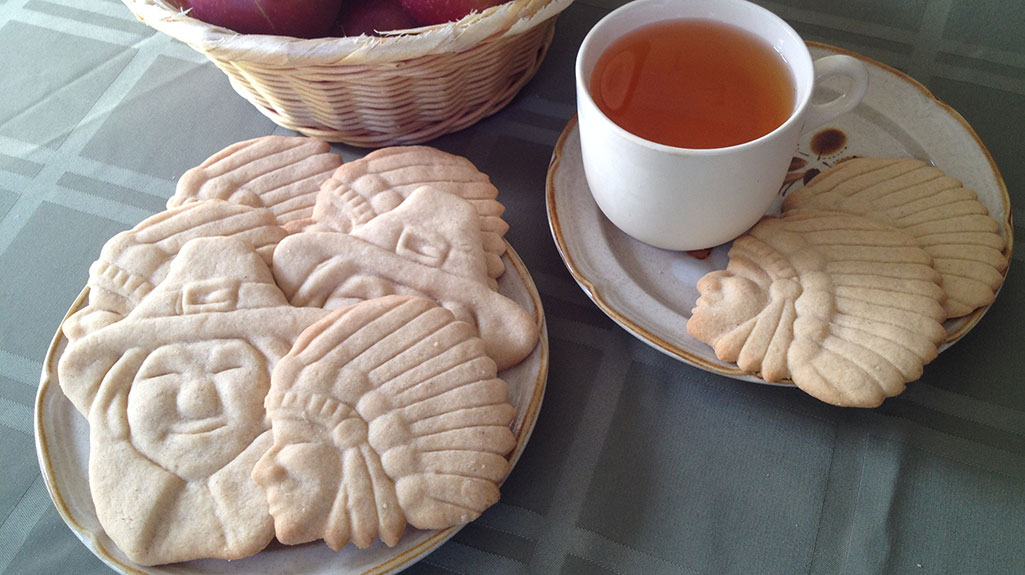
<box><xmin>307</xmin><ymin>146</ymin><xmax>510</xmax><ymax>288</ymax></box>
<box><xmin>687</xmin><ymin>210</ymin><xmax>948</xmax><ymax>407</ymax></box>
<box><xmin>784</xmin><ymin>157</ymin><xmax>1009</xmax><ymax>317</ymax></box>
<box><xmin>53</xmin><ymin>142</ymin><xmax>542</xmax><ymax>565</ymax></box>
<box><xmin>273</xmin><ymin>185</ymin><xmax>538</xmax><ymax>370</ymax></box>
<box><xmin>253</xmin><ymin>295</ymin><xmax>516</xmax><ymax>550</ymax></box>
<box><xmin>61</xmin><ymin>200</ymin><xmax>287</xmax><ymax>342</ymax></box>
<box><xmin>169</xmin><ymin>136</ymin><xmax>343</xmax><ymax>226</ymax></box>
<box><xmin>57</xmin><ymin>236</ymin><xmax>327</xmax><ymax>565</ymax></box>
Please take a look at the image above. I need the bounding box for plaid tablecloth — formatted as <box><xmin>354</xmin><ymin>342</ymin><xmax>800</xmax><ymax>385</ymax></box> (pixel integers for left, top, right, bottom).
<box><xmin>2</xmin><ymin>0</ymin><xmax>1023</xmax><ymax>573</ymax></box>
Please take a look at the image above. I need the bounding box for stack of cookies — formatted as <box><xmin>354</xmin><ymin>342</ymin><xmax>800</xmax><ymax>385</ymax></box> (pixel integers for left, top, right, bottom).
<box><xmin>687</xmin><ymin>157</ymin><xmax>1009</xmax><ymax>407</ymax></box>
<box><xmin>56</xmin><ymin>137</ymin><xmax>541</xmax><ymax>565</ymax></box>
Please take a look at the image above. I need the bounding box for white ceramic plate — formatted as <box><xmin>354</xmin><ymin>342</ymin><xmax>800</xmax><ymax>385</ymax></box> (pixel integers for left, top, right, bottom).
<box><xmin>35</xmin><ymin>244</ymin><xmax>548</xmax><ymax>575</ymax></box>
<box><xmin>547</xmin><ymin>42</ymin><xmax>1013</xmax><ymax>384</ymax></box>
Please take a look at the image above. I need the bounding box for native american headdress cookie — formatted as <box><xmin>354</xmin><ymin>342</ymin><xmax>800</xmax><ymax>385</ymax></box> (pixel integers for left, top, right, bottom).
<box><xmin>61</xmin><ymin>199</ymin><xmax>286</xmax><ymax>342</ymax></box>
<box><xmin>252</xmin><ymin>295</ymin><xmax>516</xmax><ymax>550</ymax></box>
<box><xmin>272</xmin><ymin>185</ymin><xmax>538</xmax><ymax>370</ymax></box>
<box><xmin>687</xmin><ymin>210</ymin><xmax>948</xmax><ymax>407</ymax></box>
<box><xmin>783</xmin><ymin>157</ymin><xmax>1009</xmax><ymax>317</ymax></box>
<box><xmin>57</xmin><ymin>236</ymin><xmax>327</xmax><ymax>565</ymax></box>
<box><xmin>304</xmin><ymin>146</ymin><xmax>510</xmax><ymax>288</ymax></box>
<box><xmin>169</xmin><ymin>136</ymin><xmax>343</xmax><ymax>226</ymax></box>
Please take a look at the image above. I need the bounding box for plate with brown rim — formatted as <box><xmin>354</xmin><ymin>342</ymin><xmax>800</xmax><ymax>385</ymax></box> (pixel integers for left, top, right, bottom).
<box><xmin>546</xmin><ymin>42</ymin><xmax>1013</xmax><ymax>384</ymax></box>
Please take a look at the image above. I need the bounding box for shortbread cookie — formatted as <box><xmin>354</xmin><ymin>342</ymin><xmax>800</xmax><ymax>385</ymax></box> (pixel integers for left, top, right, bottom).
<box><xmin>273</xmin><ymin>186</ymin><xmax>538</xmax><ymax>370</ymax></box>
<box><xmin>784</xmin><ymin>157</ymin><xmax>1009</xmax><ymax>317</ymax></box>
<box><xmin>253</xmin><ymin>295</ymin><xmax>516</xmax><ymax>550</ymax></box>
<box><xmin>54</xmin><ymin>142</ymin><xmax>540</xmax><ymax>565</ymax></box>
<box><xmin>306</xmin><ymin>146</ymin><xmax>509</xmax><ymax>288</ymax></box>
<box><xmin>58</xmin><ymin>236</ymin><xmax>327</xmax><ymax>565</ymax></box>
<box><xmin>687</xmin><ymin>210</ymin><xmax>948</xmax><ymax>407</ymax></box>
<box><xmin>61</xmin><ymin>200</ymin><xmax>287</xmax><ymax>342</ymax></box>
<box><xmin>169</xmin><ymin>136</ymin><xmax>343</xmax><ymax>226</ymax></box>
<box><xmin>348</xmin><ymin>185</ymin><xmax>491</xmax><ymax>284</ymax></box>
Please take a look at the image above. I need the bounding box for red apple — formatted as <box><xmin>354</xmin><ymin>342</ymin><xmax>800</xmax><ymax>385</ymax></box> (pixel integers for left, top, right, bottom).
<box><xmin>179</xmin><ymin>0</ymin><xmax>344</xmax><ymax>38</ymax></box>
<box><xmin>398</xmin><ymin>0</ymin><xmax>506</xmax><ymax>27</ymax></box>
<box><xmin>331</xmin><ymin>0</ymin><xmax>416</xmax><ymax>36</ymax></box>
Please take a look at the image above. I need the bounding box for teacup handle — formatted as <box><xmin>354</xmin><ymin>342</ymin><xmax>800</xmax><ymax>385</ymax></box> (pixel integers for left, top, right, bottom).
<box><xmin>802</xmin><ymin>54</ymin><xmax>869</xmax><ymax>132</ymax></box>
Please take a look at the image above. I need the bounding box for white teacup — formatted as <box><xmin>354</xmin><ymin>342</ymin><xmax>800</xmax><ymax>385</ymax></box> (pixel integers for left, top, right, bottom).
<box><xmin>576</xmin><ymin>0</ymin><xmax>869</xmax><ymax>250</ymax></box>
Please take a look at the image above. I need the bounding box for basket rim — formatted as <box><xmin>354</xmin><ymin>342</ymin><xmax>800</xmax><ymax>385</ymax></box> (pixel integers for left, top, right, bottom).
<box><xmin>122</xmin><ymin>0</ymin><xmax>573</xmax><ymax>66</ymax></box>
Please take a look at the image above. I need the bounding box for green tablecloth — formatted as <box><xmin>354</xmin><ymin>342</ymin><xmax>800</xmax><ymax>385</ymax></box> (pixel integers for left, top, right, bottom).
<box><xmin>1</xmin><ymin>0</ymin><xmax>1022</xmax><ymax>573</ymax></box>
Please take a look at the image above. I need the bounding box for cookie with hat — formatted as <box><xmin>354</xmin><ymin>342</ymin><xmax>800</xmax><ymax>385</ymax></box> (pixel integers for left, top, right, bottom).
<box><xmin>58</xmin><ymin>235</ymin><xmax>327</xmax><ymax>565</ymax></box>
<box><xmin>61</xmin><ymin>199</ymin><xmax>287</xmax><ymax>343</ymax></box>
<box><xmin>273</xmin><ymin>185</ymin><xmax>538</xmax><ymax>370</ymax></box>
<box><xmin>303</xmin><ymin>146</ymin><xmax>510</xmax><ymax>289</ymax></box>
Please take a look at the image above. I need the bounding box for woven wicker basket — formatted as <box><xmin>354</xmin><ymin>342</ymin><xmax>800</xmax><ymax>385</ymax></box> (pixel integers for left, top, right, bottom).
<box><xmin>123</xmin><ymin>0</ymin><xmax>572</xmax><ymax>147</ymax></box>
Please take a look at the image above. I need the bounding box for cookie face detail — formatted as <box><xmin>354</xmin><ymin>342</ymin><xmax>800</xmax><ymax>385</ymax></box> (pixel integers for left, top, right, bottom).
<box><xmin>58</xmin><ymin>236</ymin><xmax>328</xmax><ymax>565</ymax></box>
<box><xmin>55</xmin><ymin>143</ymin><xmax>540</xmax><ymax>564</ymax></box>
<box><xmin>169</xmin><ymin>136</ymin><xmax>343</xmax><ymax>226</ymax></box>
<box><xmin>127</xmin><ymin>339</ymin><xmax>269</xmax><ymax>481</ymax></box>
<box><xmin>688</xmin><ymin>210</ymin><xmax>948</xmax><ymax>407</ymax></box>
<box><xmin>784</xmin><ymin>157</ymin><xmax>1009</xmax><ymax>317</ymax></box>
<box><xmin>253</xmin><ymin>295</ymin><xmax>516</xmax><ymax>551</ymax></box>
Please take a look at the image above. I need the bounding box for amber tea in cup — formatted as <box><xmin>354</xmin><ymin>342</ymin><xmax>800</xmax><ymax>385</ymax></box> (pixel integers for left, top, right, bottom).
<box><xmin>575</xmin><ymin>0</ymin><xmax>869</xmax><ymax>251</ymax></box>
<box><xmin>589</xmin><ymin>18</ymin><xmax>796</xmax><ymax>149</ymax></box>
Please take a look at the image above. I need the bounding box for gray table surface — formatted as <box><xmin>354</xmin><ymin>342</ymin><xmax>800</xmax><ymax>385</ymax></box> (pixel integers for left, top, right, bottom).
<box><xmin>2</xmin><ymin>0</ymin><xmax>1023</xmax><ymax>573</ymax></box>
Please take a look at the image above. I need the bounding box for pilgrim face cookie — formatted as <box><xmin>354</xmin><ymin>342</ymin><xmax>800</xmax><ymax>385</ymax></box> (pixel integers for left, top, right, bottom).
<box><xmin>57</xmin><ymin>236</ymin><xmax>327</xmax><ymax>565</ymax></box>
<box><xmin>252</xmin><ymin>295</ymin><xmax>516</xmax><ymax>550</ymax></box>
<box><xmin>126</xmin><ymin>339</ymin><xmax>268</xmax><ymax>479</ymax></box>
<box><xmin>307</xmin><ymin>146</ymin><xmax>510</xmax><ymax>288</ymax></box>
<box><xmin>272</xmin><ymin>186</ymin><xmax>538</xmax><ymax>370</ymax></box>
<box><xmin>61</xmin><ymin>200</ymin><xmax>287</xmax><ymax>342</ymax></box>
<box><xmin>687</xmin><ymin>210</ymin><xmax>948</xmax><ymax>407</ymax></box>
<box><xmin>169</xmin><ymin>136</ymin><xmax>343</xmax><ymax>226</ymax></box>
<box><xmin>54</xmin><ymin>143</ymin><xmax>540</xmax><ymax>565</ymax></box>
<box><xmin>783</xmin><ymin>157</ymin><xmax>1009</xmax><ymax>317</ymax></box>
